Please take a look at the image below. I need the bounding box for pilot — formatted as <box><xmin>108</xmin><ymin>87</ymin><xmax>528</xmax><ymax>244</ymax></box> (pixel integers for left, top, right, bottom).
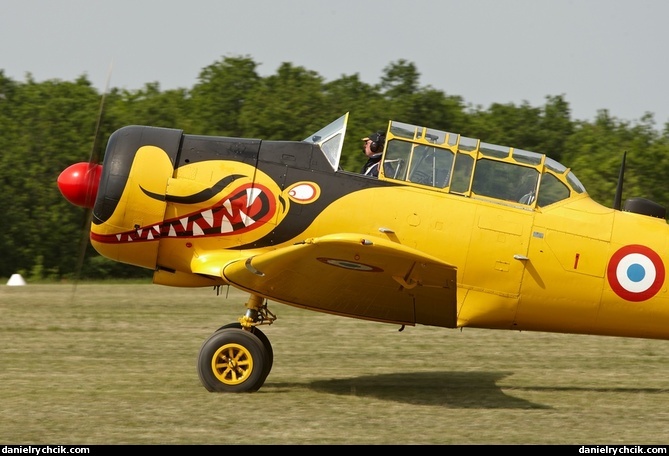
<box><xmin>518</xmin><ymin>173</ymin><xmax>539</xmax><ymax>204</ymax></box>
<box><xmin>361</xmin><ymin>131</ymin><xmax>386</xmax><ymax>177</ymax></box>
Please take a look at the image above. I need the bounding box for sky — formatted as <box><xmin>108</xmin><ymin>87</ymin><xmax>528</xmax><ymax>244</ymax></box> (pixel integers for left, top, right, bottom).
<box><xmin>3</xmin><ymin>0</ymin><xmax>669</xmax><ymax>126</ymax></box>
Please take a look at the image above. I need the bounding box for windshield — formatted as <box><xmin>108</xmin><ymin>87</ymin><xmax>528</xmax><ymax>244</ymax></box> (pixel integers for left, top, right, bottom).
<box><xmin>302</xmin><ymin>113</ymin><xmax>349</xmax><ymax>171</ymax></box>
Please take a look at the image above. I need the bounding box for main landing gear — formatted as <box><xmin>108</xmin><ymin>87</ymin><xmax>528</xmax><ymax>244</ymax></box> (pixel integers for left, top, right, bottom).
<box><xmin>197</xmin><ymin>294</ymin><xmax>276</xmax><ymax>393</ymax></box>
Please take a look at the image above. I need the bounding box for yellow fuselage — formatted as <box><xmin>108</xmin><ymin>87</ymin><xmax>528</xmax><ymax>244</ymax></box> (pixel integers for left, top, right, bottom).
<box><xmin>89</xmin><ymin>123</ymin><xmax>669</xmax><ymax>341</ymax></box>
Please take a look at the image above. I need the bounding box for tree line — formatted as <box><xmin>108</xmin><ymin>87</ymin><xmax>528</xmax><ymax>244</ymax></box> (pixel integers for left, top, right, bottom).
<box><xmin>1</xmin><ymin>55</ymin><xmax>667</xmax><ymax>281</ymax></box>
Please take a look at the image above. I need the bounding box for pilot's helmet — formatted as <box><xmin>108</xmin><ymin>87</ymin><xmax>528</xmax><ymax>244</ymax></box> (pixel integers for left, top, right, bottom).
<box><xmin>361</xmin><ymin>131</ymin><xmax>386</xmax><ymax>153</ymax></box>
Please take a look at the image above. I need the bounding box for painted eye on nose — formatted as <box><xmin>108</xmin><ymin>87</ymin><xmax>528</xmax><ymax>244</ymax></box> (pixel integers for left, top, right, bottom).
<box><xmin>287</xmin><ymin>182</ymin><xmax>319</xmax><ymax>203</ymax></box>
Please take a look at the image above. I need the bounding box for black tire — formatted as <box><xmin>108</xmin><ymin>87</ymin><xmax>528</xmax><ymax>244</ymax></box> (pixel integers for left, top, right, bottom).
<box><xmin>197</xmin><ymin>328</ymin><xmax>269</xmax><ymax>393</ymax></box>
<box><xmin>217</xmin><ymin>322</ymin><xmax>274</xmax><ymax>382</ymax></box>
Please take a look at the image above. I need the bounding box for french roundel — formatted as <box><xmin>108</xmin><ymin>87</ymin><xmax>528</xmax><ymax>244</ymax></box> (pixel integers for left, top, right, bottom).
<box><xmin>607</xmin><ymin>245</ymin><xmax>665</xmax><ymax>302</ymax></box>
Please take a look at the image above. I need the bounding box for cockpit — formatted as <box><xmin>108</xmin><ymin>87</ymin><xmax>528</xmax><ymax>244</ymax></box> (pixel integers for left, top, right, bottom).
<box><xmin>380</xmin><ymin>120</ymin><xmax>586</xmax><ymax>208</ymax></box>
<box><xmin>303</xmin><ymin>113</ymin><xmax>587</xmax><ymax>209</ymax></box>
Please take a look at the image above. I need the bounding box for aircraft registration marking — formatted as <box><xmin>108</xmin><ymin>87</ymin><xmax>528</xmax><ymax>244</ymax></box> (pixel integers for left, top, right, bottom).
<box><xmin>607</xmin><ymin>245</ymin><xmax>665</xmax><ymax>302</ymax></box>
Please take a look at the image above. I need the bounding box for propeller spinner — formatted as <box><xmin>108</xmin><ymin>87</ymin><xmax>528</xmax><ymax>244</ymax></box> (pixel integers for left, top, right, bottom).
<box><xmin>57</xmin><ymin>162</ymin><xmax>102</xmax><ymax>209</ymax></box>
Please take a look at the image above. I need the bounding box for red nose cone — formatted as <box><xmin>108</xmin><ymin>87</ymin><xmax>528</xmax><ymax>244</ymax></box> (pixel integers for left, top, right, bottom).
<box><xmin>57</xmin><ymin>162</ymin><xmax>102</xmax><ymax>208</ymax></box>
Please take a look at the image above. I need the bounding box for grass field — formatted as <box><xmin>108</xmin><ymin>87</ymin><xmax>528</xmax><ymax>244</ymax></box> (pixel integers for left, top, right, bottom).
<box><xmin>1</xmin><ymin>283</ymin><xmax>669</xmax><ymax>445</ymax></box>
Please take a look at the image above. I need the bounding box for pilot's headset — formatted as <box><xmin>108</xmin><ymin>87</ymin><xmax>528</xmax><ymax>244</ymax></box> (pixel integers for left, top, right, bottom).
<box><xmin>368</xmin><ymin>131</ymin><xmax>386</xmax><ymax>153</ymax></box>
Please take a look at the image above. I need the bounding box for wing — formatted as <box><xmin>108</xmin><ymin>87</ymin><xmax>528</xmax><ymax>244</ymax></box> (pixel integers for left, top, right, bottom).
<box><xmin>220</xmin><ymin>233</ymin><xmax>458</xmax><ymax>328</ymax></box>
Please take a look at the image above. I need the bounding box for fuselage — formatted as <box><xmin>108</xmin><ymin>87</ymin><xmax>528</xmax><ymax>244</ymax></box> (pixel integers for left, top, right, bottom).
<box><xmin>85</xmin><ymin>116</ymin><xmax>669</xmax><ymax>340</ymax></box>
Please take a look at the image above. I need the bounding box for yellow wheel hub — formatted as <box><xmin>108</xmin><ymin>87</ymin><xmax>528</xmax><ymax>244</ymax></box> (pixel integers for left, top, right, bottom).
<box><xmin>211</xmin><ymin>343</ymin><xmax>255</xmax><ymax>385</ymax></box>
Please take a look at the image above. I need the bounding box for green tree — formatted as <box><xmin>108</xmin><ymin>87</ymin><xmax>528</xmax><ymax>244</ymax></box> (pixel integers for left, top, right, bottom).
<box><xmin>466</xmin><ymin>100</ymin><xmax>543</xmax><ymax>148</ymax></box>
<box><xmin>322</xmin><ymin>74</ymin><xmax>383</xmax><ymax>171</ymax></box>
<box><xmin>563</xmin><ymin>110</ymin><xmax>657</xmax><ymax>207</ymax></box>
<box><xmin>0</xmin><ymin>75</ymin><xmax>101</xmax><ymax>279</ymax></box>
<box><xmin>238</xmin><ymin>62</ymin><xmax>326</xmax><ymax>139</ymax></box>
<box><xmin>189</xmin><ymin>55</ymin><xmax>261</xmax><ymax>136</ymax></box>
<box><xmin>537</xmin><ymin>95</ymin><xmax>574</xmax><ymax>162</ymax></box>
<box><xmin>378</xmin><ymin>60</ymin><xmax>468</xmax><ymax>133</ymax></box>
<box><xmin>112</xmin><ymin>83</ymin><xmax>191</xmax><ymax>130</ymax></box>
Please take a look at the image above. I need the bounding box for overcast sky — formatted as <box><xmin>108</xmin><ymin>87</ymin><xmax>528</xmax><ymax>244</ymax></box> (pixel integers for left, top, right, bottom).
<box><xmin>3</xmin><ymin>0</ymin><xmax>669</xmax><ymax>126</ymax></box>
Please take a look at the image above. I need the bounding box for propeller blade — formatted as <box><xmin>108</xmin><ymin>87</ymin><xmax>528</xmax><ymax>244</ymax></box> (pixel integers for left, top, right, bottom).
<box><xmin>71</xmin><ymin>62</ymin><xmax>113</xmax><ymax>288</ymax></box>
<box><xmin>613</xmin><ymin>151</ymin><xmax>626</xmax><ymax>211</ymax></box>
<box><xmin>74</xmin><ymin>208</ymin><xmax>93</xmax><ymax>283</ymax></box>
<box><xmin>88</xmin><ymin>61</ymin><xmax>113</xmax><ymax>166</ymax></box>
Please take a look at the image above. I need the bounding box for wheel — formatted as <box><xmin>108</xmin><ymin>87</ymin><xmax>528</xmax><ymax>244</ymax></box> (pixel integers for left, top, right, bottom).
<box><xmin>217</xmin><ymin>322</ymin><xmax>273</xmax><ymax>382</ymax></box>
<box><xmin>197</xmin><ymin>327</ymin><xmax>270</xmax><ymax>393</ymax></box>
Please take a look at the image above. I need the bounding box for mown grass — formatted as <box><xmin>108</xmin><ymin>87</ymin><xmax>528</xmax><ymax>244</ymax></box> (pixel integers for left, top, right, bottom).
<box><xmin>1</xmin><ymin>283</ymin><xmax>669</xmax><ymax>444</ymax></box>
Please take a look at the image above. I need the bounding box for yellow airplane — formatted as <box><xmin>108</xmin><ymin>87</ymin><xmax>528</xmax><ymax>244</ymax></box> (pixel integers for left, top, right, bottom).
<box><xmin>57</xmin><ymin>113</ymin><xmax>668</xmax><ymax>392</ymax></box>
